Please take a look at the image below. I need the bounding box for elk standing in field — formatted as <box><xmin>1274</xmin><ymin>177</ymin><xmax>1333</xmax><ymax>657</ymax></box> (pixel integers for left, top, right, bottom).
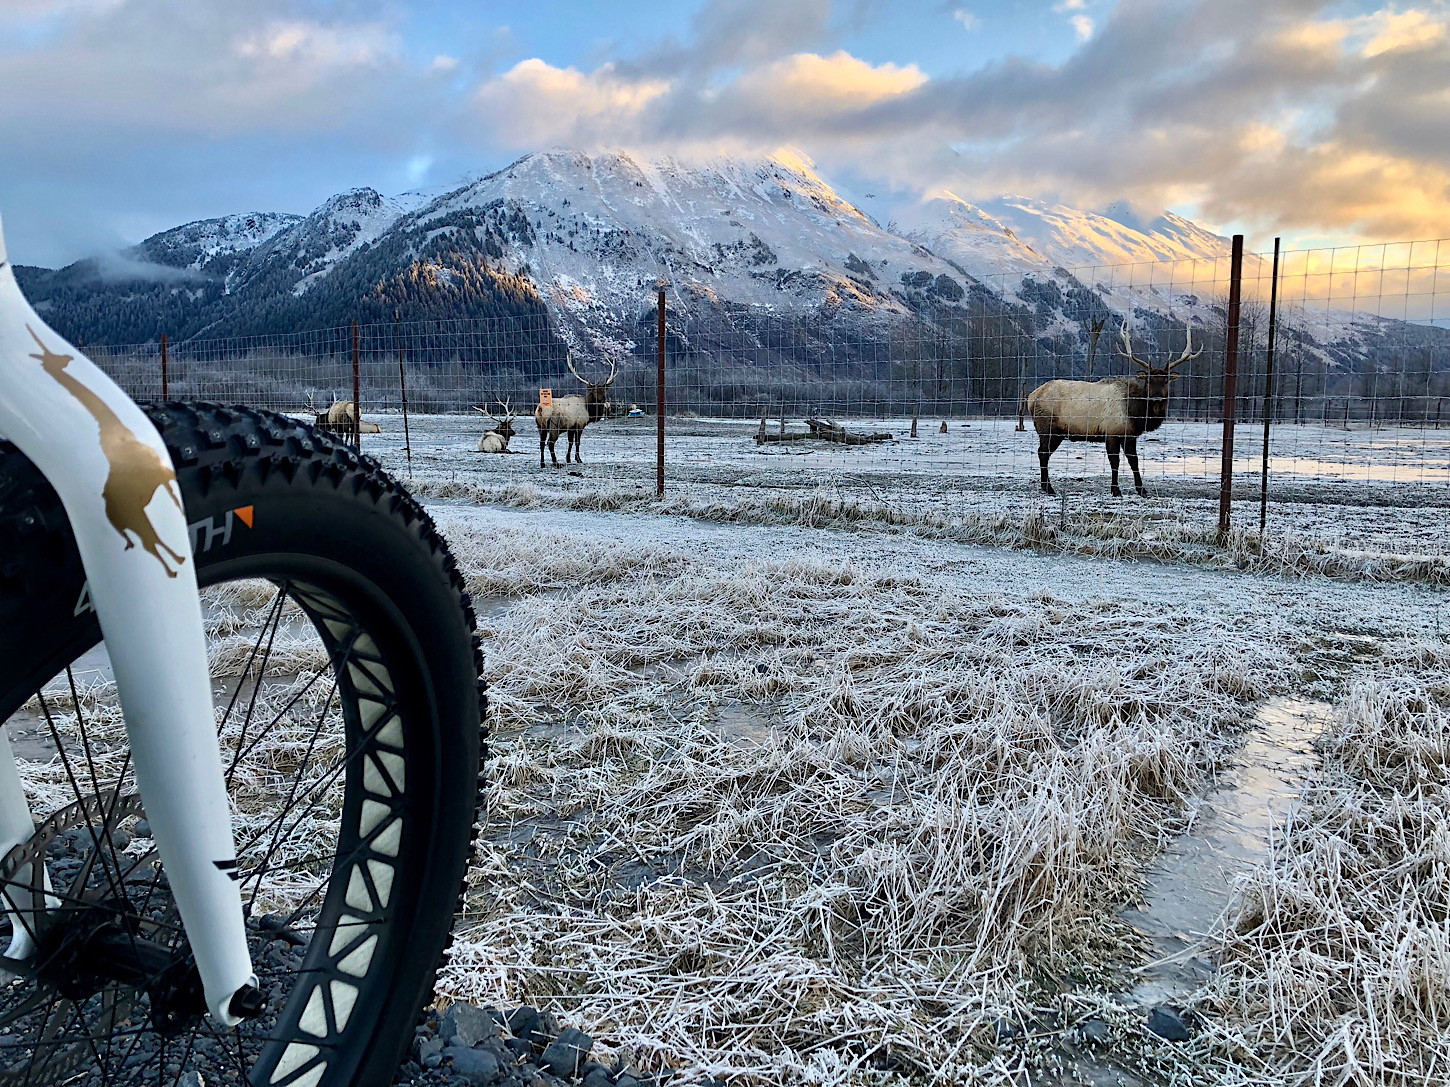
<box><xmin>536</xmin><ymin>356</ymin><xmax>617</xmax><ymax>467</ymax></box>
<box><xmin>1027</xmin><ymin>324</ymin><xmax>1200</xmax><ymax>497</ymax></box>
<box><xmin>475</xmin><ymin>399</ymin><xmax>518</xmax><ymax>453</ymax></box>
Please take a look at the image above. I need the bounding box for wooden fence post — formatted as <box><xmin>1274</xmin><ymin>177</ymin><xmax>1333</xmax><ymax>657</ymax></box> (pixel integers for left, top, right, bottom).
<box><xmin>1218</xmin><ymin>235</ymin><xmax>1244</xmax><ymax>542</ymax></box>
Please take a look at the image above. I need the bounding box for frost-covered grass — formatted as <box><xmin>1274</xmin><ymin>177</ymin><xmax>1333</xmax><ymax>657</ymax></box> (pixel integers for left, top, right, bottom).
<box><xmin>1203</xmin><ymin>657</ymin><xmax>1450</xmax><ymax>1084</ymax></box>
<box><xmin>433</xmin><ymin>504</ymin><xmax>1450</xmax><ymax>1084</ymax></box>
<box><xmin>359</xmin><ymin>413</ymin><xmax>1450</xmax><ymax>580</ymax></box>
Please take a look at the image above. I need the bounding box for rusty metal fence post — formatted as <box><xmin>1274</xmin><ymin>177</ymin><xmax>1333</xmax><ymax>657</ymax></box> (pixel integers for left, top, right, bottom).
<box><xmin>1258</xmin><ymin>238</ymin><xmax>1281</xmax><ymax>537</ymax></box>
<box><xmin>350</xmin><ymin>321</ymin><xmax>362</xmax><ymax>450</ymax></box>
<box><xmin>397</xmin><ymin>318</ymin><xmax>411</xmax><ymax>476</ymax></box>
<box><xmin>1217</xmin><ymin>235</ymin><xmax>1244</xmax><ymax>541</ymax></box>
<box><xmin>160</xmin><ymin>332</ymin><xmax>169</xmax><ymax>401</ymax></box>
<box><xmin>656</xmin><ymin>289</ymin><xmax>666</xmax><ymax>496</ymax></box>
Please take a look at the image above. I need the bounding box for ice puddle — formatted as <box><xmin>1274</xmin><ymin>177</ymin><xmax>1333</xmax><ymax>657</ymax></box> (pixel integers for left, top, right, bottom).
<box><xmin>1118</xmin><ymin>696</ymin><xmax>1328</xmax><ymax>1005</ymax></box>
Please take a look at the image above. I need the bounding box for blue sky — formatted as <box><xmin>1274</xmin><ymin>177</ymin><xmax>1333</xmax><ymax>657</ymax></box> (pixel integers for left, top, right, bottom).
<box><xmin>0</xmin><ymin>0</ymin><xmax>1445</xmax><ymax>266</ymax></box>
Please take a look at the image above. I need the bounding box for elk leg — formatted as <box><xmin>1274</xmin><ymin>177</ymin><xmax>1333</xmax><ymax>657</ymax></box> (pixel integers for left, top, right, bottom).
<box><xmin>539</xmin><ymin>429</ymin><xmax>547</xmax><ymax>467</ymax></box>
<box><xmin>1106</xmin><ymin>436</ymin><xmax>1123</xmax><ymax>498</ymax></box>
<box><xmin>573</xmin><ymin>428</ymin><xmax>584</xmax><ymax>464</ymax></box>
<box><xmin>1037</xmin><ymin>432</ymin><xmax>1063</xmax><ymax>495</ymax></box>
<box><xmin>1125</xmin><ymin>435</ymin><xmax>1146</xmax><ymax>496</ymax></box>
<box><xmin>548</xmin><ymin>430</ymin><xmax>562</xmax><ymax>468</ymax></box>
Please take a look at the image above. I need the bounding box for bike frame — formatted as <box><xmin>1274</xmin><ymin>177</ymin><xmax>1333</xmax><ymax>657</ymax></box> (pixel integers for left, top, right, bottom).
<box><xmin>0</xmin><ymin>218</ymin><xmax>254</xmax><ymax>1025</ymax></box>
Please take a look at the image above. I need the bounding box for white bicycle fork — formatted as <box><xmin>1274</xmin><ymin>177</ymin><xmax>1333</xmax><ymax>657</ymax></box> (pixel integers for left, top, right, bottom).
<box><xmin>0</xmin><ymin>218</ymin><xmax>255</xmax><ymax>1025</ymax></box>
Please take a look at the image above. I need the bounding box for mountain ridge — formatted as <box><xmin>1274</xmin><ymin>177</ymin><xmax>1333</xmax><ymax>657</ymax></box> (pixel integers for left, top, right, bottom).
<box><xmin>17</xmin><ymin>147</ymin><xmax>1437</xmax><ymax>386</ymax></box>
<box><xmin>14</xmin><ymin>147</ymin><xmax>1237</xmax><ymax>347</ymax></box>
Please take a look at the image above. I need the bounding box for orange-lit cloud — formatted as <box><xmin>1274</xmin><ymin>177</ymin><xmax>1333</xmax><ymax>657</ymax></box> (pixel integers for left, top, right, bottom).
<box><xmin>465</xmin><ymin>1</ymin><xmax>1450</xmax><ymax>246</ymax></box>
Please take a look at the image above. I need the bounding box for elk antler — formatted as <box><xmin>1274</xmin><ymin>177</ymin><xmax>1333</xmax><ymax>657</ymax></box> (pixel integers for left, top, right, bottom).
<box><xmin>566</xmin><ymin>353</ymin><xmax>590</xmax><ymax>386</ymax></box>
<box><xmin>603</xmin><ymin>358</ymin><xmax>619</xmax><ymax>387</ymax></box>
<box><xmin>1167</xmin><ymin>324</ymin><xmax>1202</xmax><ymax>371</ymax></box>
<box><xmin>1116</xmin><ymin>324</ymin><xmax>1151</xmax><ymax>372</ymax></box>
<box><xmin>475</xmin><ymin>402</ymin><xmax>501</xmax><ymax>423</ymax></box>
<box><xmin>497</xmin><ymin>397</ymin><xmax>514</xmax><ymax>420</ymax></box>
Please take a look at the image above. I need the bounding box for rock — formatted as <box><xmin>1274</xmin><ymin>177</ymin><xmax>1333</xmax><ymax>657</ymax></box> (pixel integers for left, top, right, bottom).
<box><xmin>444</xmin><ymin>1046</ymin><xmax>501</xmax><ymax>1085</ymax></box>
<box><xmin>177</xmin><ymin>1074</ymin><xmax>203</xmax><ymax>1087</ymax></box>
<box><xmin>539</xmin><ymin>1028</ymin><xmax>592</xmax><ymax>1078</ymax></box>
<box><xmin>504</xmin><ymin>1038</ymin><xmax>534</xmax><ymax>1059</ymax></box>
<box><xmin>443</xmin><ymin>1003</ymin><xmax>500</xmax><ymax>1047</ymax></box>
<box><xmin>109</xmin><ymin>829</ymin><xmax>132</xmax><ymax>851</ymax></box>
<box><xmin>614</xmin><ymin>1078</ymin><xmax>641</xmax><ymax>1087</ymax></box>
<box><xmin>423</xmin><ymin>1052</ymin><xmax>443</xmax><ymax>1070</ymax></box>
<box><xmin>419</xmin><ymin>1037</ymin><xmax>445</xmax><ymax>1064</ymax></box>
<box><xmin>1145</xmin><ymin>1006</ymin><xmax>1190</xmax><ymax>1042</ymax></box>
<box><xmin>507</xmin><ymin>1006</ymin><xmax>541</xmax><ymax>1043</ymax></box>
<box><xmin>1078</xmin><ymin>1018</ymin><xmax>1111</xmax><ymax>1044</ymax></box>
<box><xmin>582</xmin><ymin>1071</ymin><xmax>612</xmax><ymax>1087</ymax></box>
<box><xmin>133</xmin><ymin>819</ymin><xmax>151</xmax><ymax>837</ymax></box>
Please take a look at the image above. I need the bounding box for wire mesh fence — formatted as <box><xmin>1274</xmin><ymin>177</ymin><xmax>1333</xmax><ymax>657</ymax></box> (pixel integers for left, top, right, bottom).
<box><xmin>83</xmin><ymin>237</ymin><xmax>1450</xmax><ymax>563</ymax></box>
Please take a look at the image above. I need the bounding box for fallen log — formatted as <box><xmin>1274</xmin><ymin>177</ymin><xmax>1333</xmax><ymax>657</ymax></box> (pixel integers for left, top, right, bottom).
<box><xmin>803</xmin><ymin>418</ymin><xmax>894</xmax><ymax>445</ymax></box>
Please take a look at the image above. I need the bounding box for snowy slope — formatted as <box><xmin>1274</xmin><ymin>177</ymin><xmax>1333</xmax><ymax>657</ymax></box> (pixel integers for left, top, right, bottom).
<box><xmin>253</xmin><ymin>188</ymin><xmax>417</xmax><ymax>296</ymax></box>
<box><xmin>137</xmin><ymin>211</ymin><xmax>302</xmax><ymax>275</ymax></box>
<box><xmin>397</xmin><ymin>149</ymin><xmax>979</xmax><ymax>343</ymax></box>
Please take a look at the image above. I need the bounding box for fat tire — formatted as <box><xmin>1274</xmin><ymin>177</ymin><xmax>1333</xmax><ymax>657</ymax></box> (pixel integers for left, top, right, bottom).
<box><xmin>0</xmin><ymin>403</ymin><xmax>485</xmax><ymax>1087</ymax></box>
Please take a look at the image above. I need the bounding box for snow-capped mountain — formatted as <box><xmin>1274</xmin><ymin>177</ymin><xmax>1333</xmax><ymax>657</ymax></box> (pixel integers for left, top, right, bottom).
<box><xmin>14</xmin><ymin>147</ymin><xmax>1441</xmax><ymax>375</ymax></box>
<box><xmin>405</xmin><ymin>148</ymin><xmax>980</xmax><ymax>347</ymax></box>
<box><xmin>897</xmin><ymin>191</ymin><xmax>1235</xmax><ymax>287</ymax></box>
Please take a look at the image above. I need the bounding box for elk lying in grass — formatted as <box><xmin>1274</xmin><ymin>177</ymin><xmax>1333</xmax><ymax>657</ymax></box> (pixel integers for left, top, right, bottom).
<box><xmin>537</xmin><ymin>356</ymin><xmax>617</xmax><ymax>467</ymax></box>
<box><xmin>475</xmin><ymin>400</ymin><xmax>518</xmax><ymax>453</ymax></box>
<box><xmin>307</xmin><ymin>394</ymin><xmax>380</xmax><ymax>438</ymax></box>
<box><xmin>1027</xmin><ymin>324</ymin><xmax>1199</xmax><ymax>497</ymax></box>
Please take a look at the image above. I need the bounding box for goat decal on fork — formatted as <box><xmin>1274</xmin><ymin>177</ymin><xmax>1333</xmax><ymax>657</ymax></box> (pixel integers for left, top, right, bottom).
<box><xmin>27</xmin><ymin>325</ymin><xmax>187</xmax><ymax>576</ymax></box>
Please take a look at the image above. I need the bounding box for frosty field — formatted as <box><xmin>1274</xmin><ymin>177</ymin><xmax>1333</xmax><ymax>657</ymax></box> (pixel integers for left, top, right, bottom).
<box><xmin>421</xmin><ymin>497</ymin><xmax>1450</xmax><ymax>1086</ymax></box>
<box><xmin>358</xmin><ymin>413</ymin><xmax>1450</xmax><ymax>568</ymax></box>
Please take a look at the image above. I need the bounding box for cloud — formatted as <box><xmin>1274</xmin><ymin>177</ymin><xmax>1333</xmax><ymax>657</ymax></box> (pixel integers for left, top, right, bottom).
<box><xmin>476</xmin><ymin>60</ymin><xmax>671</xmax><ymax>147</ymax></box>
<box><xmin>88</xmin><ymin>250</ymin><xmax>207</xmax><ymax>284</ymax></box>
<box><xmin>464</xmin><ymin>0</ymin><xmax>1450</xmax><ymax>244</ymax></box>
<box><xmin>1361</xmin><ymin>9</ymin><xmax>1447</xmax><ymax>55</ymax></box>
<box><xmin>2</xmin><ymin>0</ymin><xmax>1445</xmax><ymax>264</ymax></box>
<box><xmin>473</xmin><ymin>49</ymin><xmax>924</xmax><ymax>150</ymax></box>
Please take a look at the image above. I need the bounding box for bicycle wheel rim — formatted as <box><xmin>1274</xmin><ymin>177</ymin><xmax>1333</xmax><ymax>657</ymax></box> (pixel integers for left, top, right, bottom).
<box><xmin>0</xmin><ymin>551</ymin><xmax>440</xmax><ymax>1087</ymax></box>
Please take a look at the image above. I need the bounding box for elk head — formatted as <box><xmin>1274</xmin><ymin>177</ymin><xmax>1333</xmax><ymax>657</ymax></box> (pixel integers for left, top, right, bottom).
<box><xmin>475</xmin><ymin>398</ymin><xmax>517</xmax><ymax>439</ymax></box>
<box><xmin>566</xmin><ymin>354</ymin><xmax>619</xmax><ymax>423</ymax></box>
<box><xmin>1117</xmin><ymin>323</ymin><xmax>1200</xmax><ymax>401</ymax></box>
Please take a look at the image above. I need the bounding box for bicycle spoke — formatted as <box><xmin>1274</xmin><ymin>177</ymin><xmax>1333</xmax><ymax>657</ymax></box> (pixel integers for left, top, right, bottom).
<box><xmin>223</xmin><ymin>582</ymin><xmax>290</xmax><ymax>788</ymax></box>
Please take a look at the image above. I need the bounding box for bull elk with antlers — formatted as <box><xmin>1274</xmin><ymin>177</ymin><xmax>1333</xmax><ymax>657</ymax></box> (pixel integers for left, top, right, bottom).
<box><xmin>475</xmin><ymin>399</ymin><xmax>518</xmax><ymax>453</ymax></box>
<box><xmin>1026</xmin><ymin>324</ymin><xmax>1200</xmax><ymax>497</ymax></box>
<box><xmin>537</xmin><ymin>355</ymin><xmax>618</xmax><ymax>467</ymax></box>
